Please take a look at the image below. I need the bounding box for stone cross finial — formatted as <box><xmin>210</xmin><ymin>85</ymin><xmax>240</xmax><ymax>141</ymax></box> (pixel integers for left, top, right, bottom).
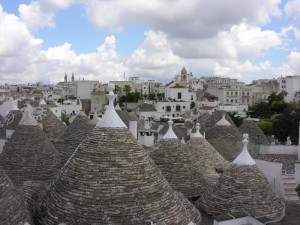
<box><xmin>192</xmin><ymin>122</ymin><xmax>203</xmax><ymax>138</ymax></box>
<box><xmin>96</xmin><ymin>83</ymin><xmax>126</xmax><ymax>128</ymax></box>
<box><xmin>163</xmin><ymin>116</ymin><xmax>177</xmax><ymax>139</ymax></box>
<box><xmin>233</xmin><ymin>133</ymin><xmax>255</xmax><ymax>165</ymax></box>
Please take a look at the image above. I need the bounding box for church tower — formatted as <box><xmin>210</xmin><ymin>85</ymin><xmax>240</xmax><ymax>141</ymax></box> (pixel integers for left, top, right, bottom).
<box><xmin>71</xmin><ymin>73</ymin><xmax>74</xmax><ymax>82</ymax></box>
<box><xmin>180</xmin><ymin>66</ymin><xmax>187</xmax><ymax>87</ymax></box>
<box><xmin>64</xmin><ymin>73</ymin><xmax>67</xmax><ymax>83</ymax></box>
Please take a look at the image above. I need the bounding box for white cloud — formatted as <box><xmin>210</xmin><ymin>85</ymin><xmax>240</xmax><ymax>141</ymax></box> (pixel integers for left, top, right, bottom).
<box><xmin>18</xmin><ymin>0</ymin><xmax>84</xmax><ymax>32</ymax></box>
<box><xmin>86</xmin><ymin>0</ymin><xmax>281</xmax><ymax>39</ymax></box>
<box><xmin>284</xmin><ymin>0</ymin><xmax>300</xmax><ymax>24</ymax></box>
<box><xmin>276</xmin><ymin>51</ymin><xmax>300</xmax><ymax>75</ymax></box>
<box><xmin>0</xmin><ymin>5</ymin><xmax>126</xmax><ymax>84</ymax></box>
<box><xmin>0</xmin><ymin>5</ymin><xmax>42</xmax><ymax>79</ymax></box>
<box><xmin>0</xmin><ymin>0</ymin><xmax>298</xmax><ymax>85</ymax></box>
<box><xmin>170</xmin><ymin>23</ymin><xmax>281</xmax><ymax>60</ymax></box>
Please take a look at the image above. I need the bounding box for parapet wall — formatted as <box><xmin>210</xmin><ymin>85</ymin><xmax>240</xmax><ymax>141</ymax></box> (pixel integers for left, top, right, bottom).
<box><xmin>259</xmin><ymin>145</ymin><xmax>298</xmax><ymax>155</ymax></box>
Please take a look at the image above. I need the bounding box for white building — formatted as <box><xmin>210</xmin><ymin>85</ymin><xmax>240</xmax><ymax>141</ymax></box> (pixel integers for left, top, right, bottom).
<box><xmin>58</xmin><ymin>99</ymin><xmax>82</xmax><ymax>116</ymax></box>
<box><xmin>277</xmin><ymin>75</ymin><xmax>300</xmax><ymax>103</ymax></box>
<box><xmin>75</xmin><ymin>80</ymin><xmax>99</xmax><ymax>99</ymax></box>
<box><xmin>155</xmin><ymin>101</ymin><xmax>190</xmax><ymax>119</ymax></box>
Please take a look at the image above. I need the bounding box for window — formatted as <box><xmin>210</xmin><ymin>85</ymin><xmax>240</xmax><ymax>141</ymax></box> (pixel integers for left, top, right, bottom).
<box><xmin>191</xmin><ymin>95</ymin><xmax>193</xmax><ymax>100</ymax></box>
<box><xmin>247</xmin><ymin>92</ymin><xmax>249</xmax><ymax>96</ymax></box>
<box><xmin>166</xmin><ymin>106</ymin><xmax>171</xmax><ymax>111</ymax></box>
<box><xmin>162</xmin><ymin>107</ymin><xmax>164</xmax><ymax>110</ymax></box>
<box><xmin>183</xmin><ymin>106</ymin><xmax>186</xmax><ymax>109</ymax></box>
<box><xmin>178</xmin><ymin>92</ymin><xmax>182</xmax><ymax>99</ymax></box>
<box><xmin>176</xmin><ymin>105</ymin><xmax>181</xmax><ymax>111</ymax></box>
<box><xmin>235</xmin><ymin>99</ymin><xmax>237</xmax><ymax>103</ymax></box>
<box><xmin>235</xmin><ymin>92</ymin><xmax>237</xmax><ymax>96</ymax></box>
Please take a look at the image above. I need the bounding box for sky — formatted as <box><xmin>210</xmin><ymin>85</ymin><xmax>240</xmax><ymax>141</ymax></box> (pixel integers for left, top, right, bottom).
<box><xmin>1</xmin><ymin>0</ymin><xmax>300</xmax><ymax>85</ymax></box>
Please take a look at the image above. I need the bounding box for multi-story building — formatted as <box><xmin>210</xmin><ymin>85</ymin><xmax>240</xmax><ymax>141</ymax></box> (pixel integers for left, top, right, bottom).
<box><xmin>247</xmin><ymin>79</ymin><xmax>278</xmax><ymax>104</ymax></box>
<box><xmin>277</xmin><ymin>76</ymin><xmax>300</xmax><ymax>103</ymax></box>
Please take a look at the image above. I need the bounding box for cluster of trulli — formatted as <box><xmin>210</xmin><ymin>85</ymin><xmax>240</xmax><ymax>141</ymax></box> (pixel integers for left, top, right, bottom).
<box><xmin>0</xmin><ymin>84</ymin><xmax>286</xmax><ymax>224</ymax></box>
<box><xmin>196</xmin><ymin>133</ymin><xmax>285</xmax><ymax>221</ymax></box>
<box><xmin>150</xmin><ymin>118</ymin><xmax>212</xmax><ymax>199</ymax></box>
<box><xmin>36</xmin><ymin>83</ymin><xmax>201</xmax><ymax>225</ymax></box>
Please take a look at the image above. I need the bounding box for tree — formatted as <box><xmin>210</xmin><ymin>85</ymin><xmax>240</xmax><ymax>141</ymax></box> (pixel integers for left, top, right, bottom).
<box><xmin>248</xmin><ymin>102</ymin><xmax>272</xmax><ymax>119</ymax></box>
<box><xmin>57</xmin><ymin>98</ymin><xmax>64</xmax><ymax>104</ymax></box>
<box><xmin>228</xmin><ymin>112</ymin><xmax>244</xmax><ymax>127</ymax></box>
<box><xmin>272</xmin><ymin>111</ymin><xmax>300</xmax><ymax>144</ymax></box>
<box><xmin>123</xmin><ymin>85</ymin><xmax>131</xmax><ymax>109</ymax></box>
<box><xmin>270</xmin><ymin>101</ymin><xmax>294</xmax><ymax>114</ymax></box>
<box><xmin>190</xmin><ymin>101</ymin><xmax>195</xmax><ymax>109</ymax></box>
<box><xmin>267</xmin><ymin>92</ymin><xmax>284</xmax><ymax>105</ymax></box>
<box><xmin>157</xmin><ymin>93</ymin><xmax>162</xmax><ymax>101</ymax></box>
<box><xmin>257</xmin><ymin>121</ymin><xmax>273</xmax><ymax>135</ymax></box>
<box><xmin>148</xmin><ymin>93</ymin><xmax>156</xmax><ymax>100</ymax></box>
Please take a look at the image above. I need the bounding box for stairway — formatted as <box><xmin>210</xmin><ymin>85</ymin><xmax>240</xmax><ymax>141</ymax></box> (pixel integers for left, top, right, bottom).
<box><xmin>282</xmin><ymin>174</ymin><xmax>299</xmax><ymax>201</ymax></box>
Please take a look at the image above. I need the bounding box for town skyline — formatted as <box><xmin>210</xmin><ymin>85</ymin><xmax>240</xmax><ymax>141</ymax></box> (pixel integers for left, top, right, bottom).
<box><xmin>1</xmin><ymin>1</ymin><xmax>300</xmax><ymax>85</ymax></box>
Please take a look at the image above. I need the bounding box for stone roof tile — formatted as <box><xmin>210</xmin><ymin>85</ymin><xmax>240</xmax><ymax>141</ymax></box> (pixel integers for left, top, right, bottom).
<box><xmin>0</xmin><ymin>167</ymin><xmax>34</xmax><ymax>225</ymax></box>
<box><xmin>0</xmin><ymin>113</ymin><xmax>60</xmax><ymax>187</ymax></box>
<box><xmin>196</xmin><ymin>163</ymin><xmax>285</xmax><ymax>221</ymax></box>
<box><xmin>36</xmin><ymin>84</ymin><xmax>200</xmax><ymax>225</ymax></box>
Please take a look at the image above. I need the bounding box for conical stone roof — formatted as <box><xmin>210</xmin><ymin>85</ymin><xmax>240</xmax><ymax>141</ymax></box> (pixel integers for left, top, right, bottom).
<box><xmin>204</xmin><ymin>111</ymin><xmax>235</xmax><ymax>131</ymax></box>
<box><xmin>159</xmin><ymin>122</ymin><xmax>187</xmax><ymax>140</ymax></box>
<box><xmin>55</xmin><ymin>111</ymin><xmax>94</xmax><ymax>168</ymax></box>
<box><xmin>206</xmin><ymin>116</ymin><xmax>242</xmax><ymax>161</ymax></box>
<box><xmin>38</xmin><ymin>104</ymin><xmax>65</xmax><ymax>141</ymax></box>
<box><xmin>3</xmin><ymin>109</ymin><xmax>23</xmax><ymax>130</ymax></box>
<box><xmin>63</xmin><ymin>111</ymin><xmax>93</xmax><ymax>141</ymax></box>
<box><xmin>196</xmin><ymin>135</ymin><xmax>285</xmax><ymax>221</ymax></box>
<box><xmin>150</xmin><ymin>120</ymin><xmax>211</xmax><ymax>199</ymax></box>
<box><xmin>238</xmin><ymin>118</ymin><xmax>269</xmax><ymax>145</ymax></box>
<box><xmin>0</xmin><ymin>167</ymin><xmax>34</xmax><ymax>225</ymax></box>
<box><xmin>197</xmin><ymin>112</ymin><xmax>211</xmax><ymax>133</ymax></box>
<box><xmin>187</xmin><ymin>123</ymin><xmax>229</xmax><ymax>180</ymax></box>
<box><xmin>36</xmin><ymin>83</ymin><xmax>201</xmax><ymax>225</ymax></box>
<box><xmin>0</xmin><ymin>105</ymin><xmax>60</xmax><ymax>187</ymax></box>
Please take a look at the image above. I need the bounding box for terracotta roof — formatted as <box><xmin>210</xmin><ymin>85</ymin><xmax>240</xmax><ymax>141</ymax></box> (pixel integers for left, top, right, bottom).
<box><xmin>0</xmin><ymin>167</ymin><xmax>34</xmax><ymax>225</ymax></box>
<box><xmin>238</xmin><ymin>119</ymin><xmax>270</xmax><ymax>145</ymax></box>
<box><xmin>36</xmin><ymin>84</ymin><xmax>201</xmax><ymax>225</ymax></box>
<box><xmin>0</xmin><ymin>107</ymin><xmax>60</xmax><ymax>187</ymax></box>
